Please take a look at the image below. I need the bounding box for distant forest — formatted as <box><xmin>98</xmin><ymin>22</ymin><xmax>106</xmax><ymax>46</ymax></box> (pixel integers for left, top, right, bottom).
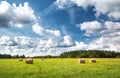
<box><xmin>0</xmin><ymin>50</ymin><xmax>120</xmax><ymax>58</ymax></box>
<box><xmin>59</xmin><ymin>50</ymin><xmax>120</xmax><ymax>58</ymax></box>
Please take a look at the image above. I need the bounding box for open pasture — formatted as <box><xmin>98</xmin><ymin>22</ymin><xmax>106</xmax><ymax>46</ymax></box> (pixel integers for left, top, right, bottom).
<box><xmin>0</xmin><ymin>58</ymin><xmax>120</xmax><ymax>78</ymax></box>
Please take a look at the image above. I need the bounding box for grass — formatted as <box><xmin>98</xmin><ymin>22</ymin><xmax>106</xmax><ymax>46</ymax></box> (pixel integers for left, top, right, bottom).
<box><xmin>0</xmin><ymin>58</ymin><xmax>120</xmax><ymax>78</ymax></box>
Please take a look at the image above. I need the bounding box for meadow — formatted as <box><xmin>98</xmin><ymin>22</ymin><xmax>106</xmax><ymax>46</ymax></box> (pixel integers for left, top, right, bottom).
<box><xmin>0</xmin><ymin>58</ymin><xmax>120</xmax><ymax>78</ymax></box>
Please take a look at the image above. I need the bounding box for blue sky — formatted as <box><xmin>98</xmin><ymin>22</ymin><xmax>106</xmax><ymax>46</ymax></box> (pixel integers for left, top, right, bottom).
<box><xmin>0</xmin><ymin>0</ymin><xmax>120</xmax><ymax>56</ymax></box>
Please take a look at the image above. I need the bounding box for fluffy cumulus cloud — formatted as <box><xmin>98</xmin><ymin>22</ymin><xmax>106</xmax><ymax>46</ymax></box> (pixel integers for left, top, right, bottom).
<box><xmin>78</xmin><ymin>21</ymin><xmax>120</xmax><ymax>36</ymax></box>
<box><xmin>0</xmin><ymin>1</ymin><xmax>77</xmax><ymax>56</ymax></box>
<box><xmin>61</xmin><ymin>35</ymin><xmax>73</xmax><ymax>46</ymax></box>
<box><xmin>77</xmin><ymin>21</ymin><xmax>120</xmax><ymax>52</ymax></box>
<box><xmin>32</xmin><ymin>23</ymin><xmax>75</xmax><ymax>46</ymax></box>
<box><xmin>0</xmin><ymin>22</ymin><xmax>76</xmax><ymax>56</ymax></box>
<box><xmin>71</xmin><ymin>0</ymin><xmax>93</xmax><ymax>9</ymax></box>
<box><xmin>54</xmin><ymin>0</ymin><xmax>120</xmax><ymax>52</ymax></box>
<box><xmin>1</xmin><ymin>21</ymin><xmax>120</xmax><ymax>56</ymax></box>
<box><xmin>0</xmin><ymin>36</ymin><xmax>17</xmax><ymax>46</ymax></box>
<box><xmin>79</xmin><ymin>21</ymin><xmax>102</xmax><ymax>36</ymax></box>
<box><xmin>55</xmin><ymin>0</ymin><xmax>120</xmax><ymax>19</ymax></box>
<box><xmin>32</xmin><ymin>23</ymin><xmax>61</xmax><ymax>39</ymax></box>
<box><xmin>88</xmin><ymin>36</ymin><xmax>120</xmax><ymax>51</ymax></box>
<box><xmin>92</xmin><ymin>0</ymin><xmax>120</xmax><ymax>19</ymax></box>
<box><xmin>1</xmin><ymin>0</ymin><xmax>120</xmax><ymax>56</ymax></box>
<box><xmin>0</xmin><ymin>35</ymin><xmax>78</xmax><ymax>56</ymax></box>
<box><xmin>0</xmin><ymin>1</ymin><xmax>37</xmax><ymax>27</ymax></box>
<box><xmin>75</xmin><ymin>41</ymin><xmax>87</xmax><ymax>50</ymax></box>
<box><xmin>0</xmin><ymin>36</ymin><xmax>34</xmax><ymax>56</ymax></box>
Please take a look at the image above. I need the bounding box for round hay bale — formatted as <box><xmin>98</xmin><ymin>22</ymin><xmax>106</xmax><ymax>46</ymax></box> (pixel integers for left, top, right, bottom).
<box><xmin>79</xmin><ymin>58</ymin><xmax>85</xmax><ymax>63</ymax></box>
<box><xmin>41</xmin><ymin>58</ymin><xmax>44</xmax><ymax>60</ymax></box>
<box><xmin>19</xmin><ymin>58</ymin><xmax>23</xmax><ymax>61</ymax></box>
<box><xmin>26</xmin><ymin>58</ymin><xmax>33</xmax><ymax>64</ymax></box>
<box><xmin>90</xmin><ymin>58</ymin><xmax>96</xmax><ymax>63</ymax></box>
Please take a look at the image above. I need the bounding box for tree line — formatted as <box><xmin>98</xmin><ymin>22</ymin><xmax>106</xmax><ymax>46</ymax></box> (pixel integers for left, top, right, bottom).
<box><xmin>0</xmin><ymin>54</ymin><xmax>25</xmax><ymax>58</ymax></box>
<box><xmin>0</xmin><ymin>50</ymin><xmax>120</xmax><ymax>58</ymax></box>
<box><xmin>59</xmin><ymin>50</ymin><xmax>120</xmax><ymax>58</ymax></box>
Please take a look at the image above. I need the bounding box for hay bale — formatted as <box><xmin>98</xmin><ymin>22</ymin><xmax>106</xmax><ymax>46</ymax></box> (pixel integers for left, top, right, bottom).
<box><xmin>19</xmin><ymin>58</ymin><xmax>23</xmax><ymax>61</ymax></box>
<box><xmin>79</xmin><ymin>58</ymin><xmax>85</xmax><ymax>63</ymax></box>
<box><xmin>26</xmin><ymin>58</ymin><xmax>33</xmax><ymax>64</ymax></box>
<box><xmin>41</xmin><ymin>58</ymin><xmax>44</xmax><ymax>60</ymax></box>
<box><xmin>90</xmin><ymin>58</ymin><xmax>96</xmax><ymax>63</ymax></box>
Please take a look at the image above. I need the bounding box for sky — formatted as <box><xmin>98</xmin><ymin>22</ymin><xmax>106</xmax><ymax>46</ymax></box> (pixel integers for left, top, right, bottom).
<box><xmin>0</xmin><ymin>0</ymin><xmax>120</xmax><ymax>56</ymax></box>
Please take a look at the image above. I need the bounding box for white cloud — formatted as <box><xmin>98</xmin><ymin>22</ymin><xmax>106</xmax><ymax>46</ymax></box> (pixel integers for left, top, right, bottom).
<box><xmin>32</xmin><ymin>23</ymin><xmax>61</xmax><ymax>39</ymax></box>
<box><xmin>32</xmin><ymin>23</ymin><xmax>44</xmax><ymax>36</ymax></box>
<box><xmin>0</xmin><ymin>19</ymin><xmax>82</xmax><ymax>57</ymax></box>
<box><xmin>79</xmin><ymin>21</ymin><xmax>102</xmax><ymax>36</ymax></box>
<box><xmin>88</xmin><ymin>36</ymin><xmax>120</xmax><ymax>52</ymax></box>
<box><xmin>43</xmin><ymin>39</ymin><xmax>56</xmax><ymax>48</ymax></box>
<box><xmin>55</xmin><ymin>0</ymin><xmax>72</xmax><ymax>9</ymax></box>
<box><xmin>61</xmin><ymin>35</ymin><xmax>73</xmax><ymax>46</ymax></box>
<box><xmin>71</xmin><ymin>0</ymin><xmax>92</xmax><ymax>9</ymax></box>
<box><xmin>1</xmin><ymin>0</ymin><xmax>120</xmax><ymax>56</ymax></box>
<box><xmin>88</xmin><ymin>37</ymin><xmax>106</xmax><ymax>50</ymax></box>
<box><xmin>32</xmin><ymin>23</ymin><xmax>74</xmax><ymax>47</ymax></box>
<box><xmin>105</xmin><ymin>21</ymin><xmax>120</xmax><ymax>30</ymax></box>
<box><xmin>78</xmin><ymin>21</ymin><xmax>120</xmax><ymax>52</ymax></box>
<box><xmin>0</xmin><ymin>36</ymin><xmax>17</xmax><ymax>46</ymax></box>
<box><xmin>92</xmin><ymin>0</ymin><xmax>120</xmax><ymax>19</ymax></box>
<box><xmin>0</xmin><ymin>36</ymin><xmax>35</xmax><ymax>48</ymax></box>
<box><xmin>1</xmin><ymin>28</ymin><xmax>120</xmax><ymax>56</ymax></box>
<box><xmin>0</xmin><ymin>1</ymin><xmax>37</xmax><ymax>27</ymax></box>
<box><xmin>1</xmin><ymin>21</ymin><xmax>120</xmax><ymax>56</ymax></box>
<box><xmin>14</xmin><ymin>36</ymin><xmax>34</xmax><ymax>48</ymax></box>
<box><xmin>75</xmin><ymin>41</ymin><xmax>87</xmax><ymax>49</ymax></box>
<box><xmin>79</xmin><ymin>21</ymin><xmax>120</xmax><ymax>36</ymax></box>
<box><xmin>0</xmin><ymin>36</ymin><xmax>34</xmax><ymax>56</ymax></box>
<box><xmin>0</xmin><ymin>35</ymin><xmax>75</xmax><ymax>56</ymax></box>
<box><xmin>55</xmin><ymin>0</ymin><xmax>120</xmax><ymax>19</ymax></box>
<box><xmin>33</xmin><ymin>23</ymin><xmax>75</xmax><ymax>48</ymax></box>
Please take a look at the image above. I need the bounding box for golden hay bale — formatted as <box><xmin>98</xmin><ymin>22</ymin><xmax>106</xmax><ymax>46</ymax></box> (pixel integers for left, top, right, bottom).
<box><xmin>19</xmin><ymin>58</ymin><xmax>23</xmax><ymax>61</ymax></box>
<box><xmin>26</xmin><ymin>58</ymin><xmax>33</xmax><ymax>64</ymax></box>
<box><xmin>79</xmin><ymin>58</ymin><xmax>85</xmax><ymax>63</ymax></box>
<box><xmin>90</xmin><ymin>58</ymin><xmax>96</xmax><ymax>63</ymax></box>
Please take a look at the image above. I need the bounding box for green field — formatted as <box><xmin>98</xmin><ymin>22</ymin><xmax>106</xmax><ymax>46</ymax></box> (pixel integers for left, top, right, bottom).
<box><xmin>0</xmin><ymin>58</ymin><xmax>120</xmax><ymax>78</ymax></box>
